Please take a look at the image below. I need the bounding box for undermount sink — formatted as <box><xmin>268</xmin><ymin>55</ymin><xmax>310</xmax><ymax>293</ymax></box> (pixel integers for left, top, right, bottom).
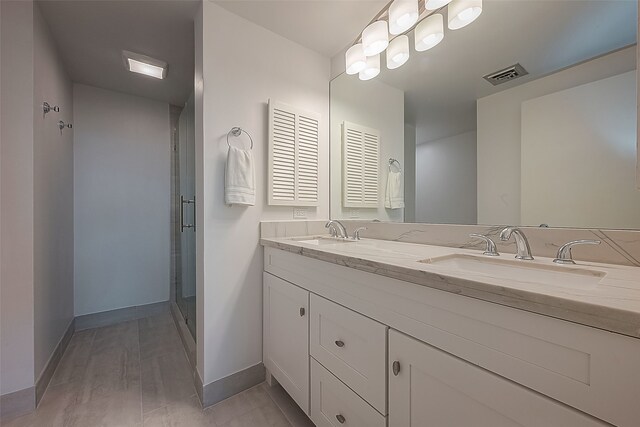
<box><xmin>419</xmin><ymin>254</ymin><xmax>606</xmax><ymax>288</ymax></box>
<box><xmin>292</xmin><ymin>236</ymin><xmax>355</xmax><ymax>246</ymax></box>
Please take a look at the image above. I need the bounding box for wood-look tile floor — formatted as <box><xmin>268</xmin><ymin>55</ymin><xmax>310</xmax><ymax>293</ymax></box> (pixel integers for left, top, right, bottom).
<box><xmin>4</xmin><ymin>312</ymin><xmax>302</xmax><ymax>427</ymax></box>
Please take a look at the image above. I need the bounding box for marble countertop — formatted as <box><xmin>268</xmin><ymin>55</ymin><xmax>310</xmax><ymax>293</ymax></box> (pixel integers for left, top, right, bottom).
<box><xmin>261</xmin><ymin>236</ymin><xmax>640</xmax><ymax>339</ymax></box>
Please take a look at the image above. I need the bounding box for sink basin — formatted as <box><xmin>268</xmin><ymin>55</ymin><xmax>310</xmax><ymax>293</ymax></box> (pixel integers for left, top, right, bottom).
<box><xmin>292</xmin><ymin>236</ymin><xmax>355</xmax><ymax>246</ymax></box>
<box><xmin>419</xmin><ymin>254</ymin><xmax>606</xmax><ymax>288</ymax></box>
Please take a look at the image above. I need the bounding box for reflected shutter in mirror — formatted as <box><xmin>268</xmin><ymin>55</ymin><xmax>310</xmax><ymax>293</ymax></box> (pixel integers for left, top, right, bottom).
<box><xmin>343</xmin><ymin>121</ymin><xmax>380</xmax><ymax>208</ymax></box>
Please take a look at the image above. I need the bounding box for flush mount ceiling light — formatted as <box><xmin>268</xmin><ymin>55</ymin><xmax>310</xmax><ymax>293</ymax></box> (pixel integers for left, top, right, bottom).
<box><xmin>387</xmin><ymin>35</ymin><xmax>410</xmax><ymax>69</ymax></box>
<box><xmin>389</xmin><ymin>0</ymin><xmax>419</xmax><ymax>35</ymax></box>
<box><xmin>346</xmin><ymin>0</ymin><xmax>482</xmax><ymax>80</ymax></box>
<box><xmin>122</xmin><ymin>50</ymin><xmax>167</xmax><ymax>79</ymax></box>
<box><xmin>362</xmin><ymin>21</ymin><xmax>389</xmax><ymax>56</ymax></box>
<box><xmin>448</xmin><ymin>0</ymin><xmax>483</xmax><ymax>30</ymax></box>
<box><xmin>415</xmin><ymin>14</ymin><xmax>444</xmax><ymax>51</ymax></box>
<box><xmin>359</xmin><ymin>54</ymin><xmax>381</xmax><ymax>81</ymax></box>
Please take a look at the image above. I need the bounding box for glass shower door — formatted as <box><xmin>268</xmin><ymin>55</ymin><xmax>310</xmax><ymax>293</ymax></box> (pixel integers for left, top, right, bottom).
<box><xmin>176</xmin><ymin>91</ymin><xmax>196</xmax><ymax>339</ymax></box>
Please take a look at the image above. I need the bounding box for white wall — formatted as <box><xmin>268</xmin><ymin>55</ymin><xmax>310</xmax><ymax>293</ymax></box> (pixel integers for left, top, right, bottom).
<box><xmin>416</xmin><ymin>131</ymin><xmax>477</xmax><ymax>224</ymax></box>
<box><xmin>197</xmin><ymin>1</ymin><xmax>330</xmax><ymax>386</ymax></box>
<box><xmin>477</xmin><ymin>46</ymin><xmax>636</xmax><ymax>225</ymax></box>
<box><xmin>0</xmin><ymin>0</ymin><xmax>36</xmax><ymax>396</ymax></box>
<box><xmin>330</xmin><ymin>75</ymin><xmax>404</xmax><ymax>221</ymax></box>
<box><xmin>521</xmin><ymin>71</ymin><xmax>639</xmax><ymax>228</ymax></box>
<box><xmin>404</xmin><ymin>123</ymin><xmax>416</xmax><ymax>223</ymax></box>
<box><xmin>73</xmin><ymin>84</ymin><xmax>170</xmax><ymax>316</ymax></box>
<box><xmin>32</xmin><ymin>3</ymin><xmax>74</xmax><ymax>380</ymax></box>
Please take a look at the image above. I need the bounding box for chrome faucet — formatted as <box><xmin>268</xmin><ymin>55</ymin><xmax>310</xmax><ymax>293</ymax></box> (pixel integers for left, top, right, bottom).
<box><xmin>325</xmin><ymin>220</ymin><xmax>348</xmax><ymax>239</ymax></box>
<box><xmin>499</xmin><ymin>227</ymin><xmax>534</xmax><ymax>260</ymax></box>
<box><xmin>553</xmin><ymin>240</ymin><xmax>601</xmax><ymax>265</ymax></box>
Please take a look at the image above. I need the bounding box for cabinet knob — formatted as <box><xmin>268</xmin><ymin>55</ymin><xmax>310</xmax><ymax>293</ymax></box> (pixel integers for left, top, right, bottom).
<box><xmin>335</xmin><ymin>340</ymin><xmax>345</xmax><ymax>348</ymax></box>
<box><xmin>336</xmin><ymin>414</ymin><xmax>346</xmax><ymax>424</ymax></box>
<box><xmin>299</xmin><ymin>307</ymin><xmax>305</xmax><ymax>316</ymax></box>
<box><xmin>392</xmin><ymin>360</ymin><xmax>401</xmax><ymax>376</ymax></box>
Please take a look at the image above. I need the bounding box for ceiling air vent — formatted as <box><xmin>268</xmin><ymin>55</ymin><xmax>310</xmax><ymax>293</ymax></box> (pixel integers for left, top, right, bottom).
<box><xmin>483</xmin><ymin>63</ymin><xmax>529</xmax><ymax>86</ymax></box>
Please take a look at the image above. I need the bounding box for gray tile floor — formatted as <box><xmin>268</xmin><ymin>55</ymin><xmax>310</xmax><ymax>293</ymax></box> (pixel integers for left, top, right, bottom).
<box><xmin>4</xmin><ymin>312</ymin><xmax>303</xmax><ymax>427</ymax></box>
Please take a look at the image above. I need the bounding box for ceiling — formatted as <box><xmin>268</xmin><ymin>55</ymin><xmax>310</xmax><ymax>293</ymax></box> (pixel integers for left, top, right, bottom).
<box><xmin>38</xmin><ymin>0</ymin><xmax>199</xmax><ymax>106</ymax></box>
<box><xmin>214</xmin><ymin>0</ymin><xmax>387</xmax><ymax>57</ymax></box>
<box><xmin>369</xmin><ymin>0</ymin><xmax>638</xmax><ymax>142</ymax></box>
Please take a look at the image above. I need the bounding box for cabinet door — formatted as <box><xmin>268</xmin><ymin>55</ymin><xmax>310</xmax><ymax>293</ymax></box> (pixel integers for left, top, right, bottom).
<box><xmin>388</xmin><ymin>330</ymin><xmax>608</xmax><ymax>427</ymax></box>
<box><xmin>263</xmin><ymin>273</ymin><xmax>309</xmax><ymax>413</ymax></box>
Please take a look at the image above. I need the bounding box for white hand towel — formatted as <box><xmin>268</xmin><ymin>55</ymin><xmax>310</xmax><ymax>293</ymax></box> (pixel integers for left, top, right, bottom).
<box><xmin>385</xmin><ymin>170</ymin><xmax>405</xmax><ymax>209</ymax></box>
<box><xmin>225</xmin><ymin>145</ymin><xmax>255</xmax><ymax>206</ymax></box>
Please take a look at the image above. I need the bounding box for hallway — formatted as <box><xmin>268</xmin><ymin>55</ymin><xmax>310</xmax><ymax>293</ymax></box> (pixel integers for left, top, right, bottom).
<box><xmin>4</xmin><ymin>312</ymin><xmax>293</xmax><ymax>427</ymax></box>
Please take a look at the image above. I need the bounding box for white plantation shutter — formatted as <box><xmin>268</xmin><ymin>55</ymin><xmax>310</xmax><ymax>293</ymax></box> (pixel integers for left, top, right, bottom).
<box><xmin>268</xmin><ymin>100</ymin><xmax>320</xmax><ymax>206</ymax></box>
<box><xmin>342</xmin><ymin>121</ymin><xmax>380</xmax><ymax>208</ymax></box>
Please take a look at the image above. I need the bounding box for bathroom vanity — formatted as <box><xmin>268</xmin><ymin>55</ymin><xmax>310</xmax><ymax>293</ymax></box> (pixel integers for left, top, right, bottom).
<box><xmin>261</xmin><ymin>235</ymin><xmax>640</xmax><ymax>427</ymax></box>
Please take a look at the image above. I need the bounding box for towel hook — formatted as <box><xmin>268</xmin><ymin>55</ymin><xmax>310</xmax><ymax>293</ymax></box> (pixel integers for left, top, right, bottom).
<box><xmin>226</xmin><ymin>127</ymin><xmax>253</xmax><ymax>150</ymax></box>
<box><xmin>388</xmin><ymin>158</ymin><xmax>402</xmax><ymax>173</ymax></box>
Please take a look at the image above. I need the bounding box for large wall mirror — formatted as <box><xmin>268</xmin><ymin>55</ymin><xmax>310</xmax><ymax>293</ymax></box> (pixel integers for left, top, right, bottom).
<box><xmin>330</xmin><ymin>0</ymin><xmax>639</xmax><ymax>229</ymax></box>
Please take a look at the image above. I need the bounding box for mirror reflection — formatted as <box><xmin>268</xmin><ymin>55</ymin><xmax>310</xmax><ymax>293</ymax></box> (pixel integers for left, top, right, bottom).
<box><xmin>330</xmin><ymin>0</ymin><xmax>639</xmax><ymax>229</ymax></box>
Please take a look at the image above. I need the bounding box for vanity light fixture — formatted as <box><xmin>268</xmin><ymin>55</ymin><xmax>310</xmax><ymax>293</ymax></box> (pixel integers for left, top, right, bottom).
<box><xmin>346</xmin><ymin>0</ymin><xmax>482</xmax><ymax>80</ymax></box>
<box><xmin>345</xmin><ymin>43</ymin><xmax>367</xmax><ymax>75</ymax></box>
<box><xmin>122</xmin><ymin>50</ymin><xmax>167</xmax><ymax>79</ymax></box>
<box><xmin>359</xmin><ymin>54</ymin><xmax>381</xmax><ymax>81</ymax></box>
<box><xmin>387</xmin><ymin>35</ymin><xmax>410</xmax><ymax>69</ymax></box>
<box><xmin>448</xmin><ymin>0</ymin><xmax>483</xmax><ymax>30</ymax></box>
<box><xmin>389</xmin><ymin>0</ymin><xmax>419</xmax><ymax>35</ymax></box>
<box><xmin>415</xmin><ymin>14</ymin><xmax>444</xmax><ymax>51</ymax></box>
<box><xmin>362</xmin><ymin>21</ymin><xmax>389</xmax><ymax>56</ymax></box>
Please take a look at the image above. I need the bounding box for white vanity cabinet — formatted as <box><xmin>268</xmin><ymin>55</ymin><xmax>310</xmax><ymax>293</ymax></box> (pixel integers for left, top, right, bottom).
<box><xmin>263</xmin><ymin>273</ymin><xmax>310</xmax><ymax>413</ymax></box>
<box><xmin>388</xmin><ymin>330</ymin><xmax>608</xmax><ymax>427</ymax></box>
<box><xmin>263</xmin><ymin>247</ymin><xmax>640</xmax><ymax>427</ymax></box>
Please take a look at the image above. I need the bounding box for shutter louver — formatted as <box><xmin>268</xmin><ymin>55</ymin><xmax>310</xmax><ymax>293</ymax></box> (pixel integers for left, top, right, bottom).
<box><xmin>342</xmin><ymin>121</ymin><xmax>380</xmax><ymax>208</ymax></box>
<box><xmin>268</xmin><ymin>100</ymin><xmax>320</xmax><ymax>206</ymax></box>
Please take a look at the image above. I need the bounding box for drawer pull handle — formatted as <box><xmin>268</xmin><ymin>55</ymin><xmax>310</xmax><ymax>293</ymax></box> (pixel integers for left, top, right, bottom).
<box><xmin>335</xmin><ymin>340</ymin><xmax>345</xmax><ymax>348</ymax></box>
<box><xmin>336</xmin><ymin>414</ymin><xmax>346</xmax><ymax>424</ymax></box>
<box><xmin>299</xmin><ymin>307</ymin><xmax>305</xmax><ymax>316</ymax></box>
<box><xmin>392</xmin><ymin>360</ymin><xmax>401</xmax><ymax>376</ymax></box>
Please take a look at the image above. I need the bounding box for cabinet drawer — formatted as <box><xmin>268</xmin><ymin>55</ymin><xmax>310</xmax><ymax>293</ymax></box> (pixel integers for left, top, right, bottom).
<box><xmin>310</xmin><ymin>294</ymin><xmax>387</xmax><ymax>413</ymax></box>
<box><xmin>389</xmin><ymin>330</ymin><xmax>609</xmax><ymax>427</ymax></box>
<box><xmin>311</xmin><ymin>358</ymin><xmax>386</xmax><ymax>427</ymax></box>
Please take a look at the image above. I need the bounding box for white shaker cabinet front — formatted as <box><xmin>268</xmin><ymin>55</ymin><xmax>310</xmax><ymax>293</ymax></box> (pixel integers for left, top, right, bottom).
<box><xmin>263</xmin><ymin>273</ymin><xmax>310</xmax><ymax>413</ymax></box>
<box><xmin>388</xmin><ymin>330</ymin><xmax>609</xmax><ymax>427</ymax></box>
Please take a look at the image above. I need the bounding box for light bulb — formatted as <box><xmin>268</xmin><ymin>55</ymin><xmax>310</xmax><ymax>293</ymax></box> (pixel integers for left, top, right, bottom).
<box><xmin>345</xmin><ymin>43</ymin><xmax>367</xmax><ymax>75</ymax></box>
<box><xmin>362</xmin><ymin>21</ymin><xmax>389</xmax><ymax>56</ymax></box>
<box><xmin>415</xmin><ymin>14</ymin><xmax>444</xmax><ymax>52</ymax></box>
<box><xmin>359</xmin><ymin>54</ymin><xmax>381</xmax><ymax>80</ymax></box>
<box><xmin>389</xmin><ymin>0</ymin><xmax>419</xmax><ymax>35</ymax></box>
<box><xmin>448</xmin><ymin>0</ymin><xmax>482</xmax><ymax>30</ymax></box>
<box><xmin>387</xmin><ymin>35</ymin><xmax>410</xmax><ymax>69</ymax></box>
<box><xmin>425</xmin><ymin>0</ymin><xmax>452</xmax><ymax>10</ymax></box>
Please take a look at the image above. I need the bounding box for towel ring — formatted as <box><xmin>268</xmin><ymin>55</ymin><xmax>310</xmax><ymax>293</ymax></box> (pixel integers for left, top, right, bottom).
<box><xmin>227</xmin><ymin>127</ymin><xmax>253</xmax><ymax>150</ymax></box>
<box><xmin>389</xmin><ymin>158</ymin><xmax>402</xmax><ymax>173</ymax></box>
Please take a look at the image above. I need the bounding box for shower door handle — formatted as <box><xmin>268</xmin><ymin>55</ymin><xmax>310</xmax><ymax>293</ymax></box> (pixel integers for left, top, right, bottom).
<box><xmin>181</xmin><ymin>196</ymin><xmax>195</xmax><ymax>232</ymax></box>
<box><xmin>192</xmin><ymin>196</ymin><xmax>196</xmax><ymax>232</ymax></box>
